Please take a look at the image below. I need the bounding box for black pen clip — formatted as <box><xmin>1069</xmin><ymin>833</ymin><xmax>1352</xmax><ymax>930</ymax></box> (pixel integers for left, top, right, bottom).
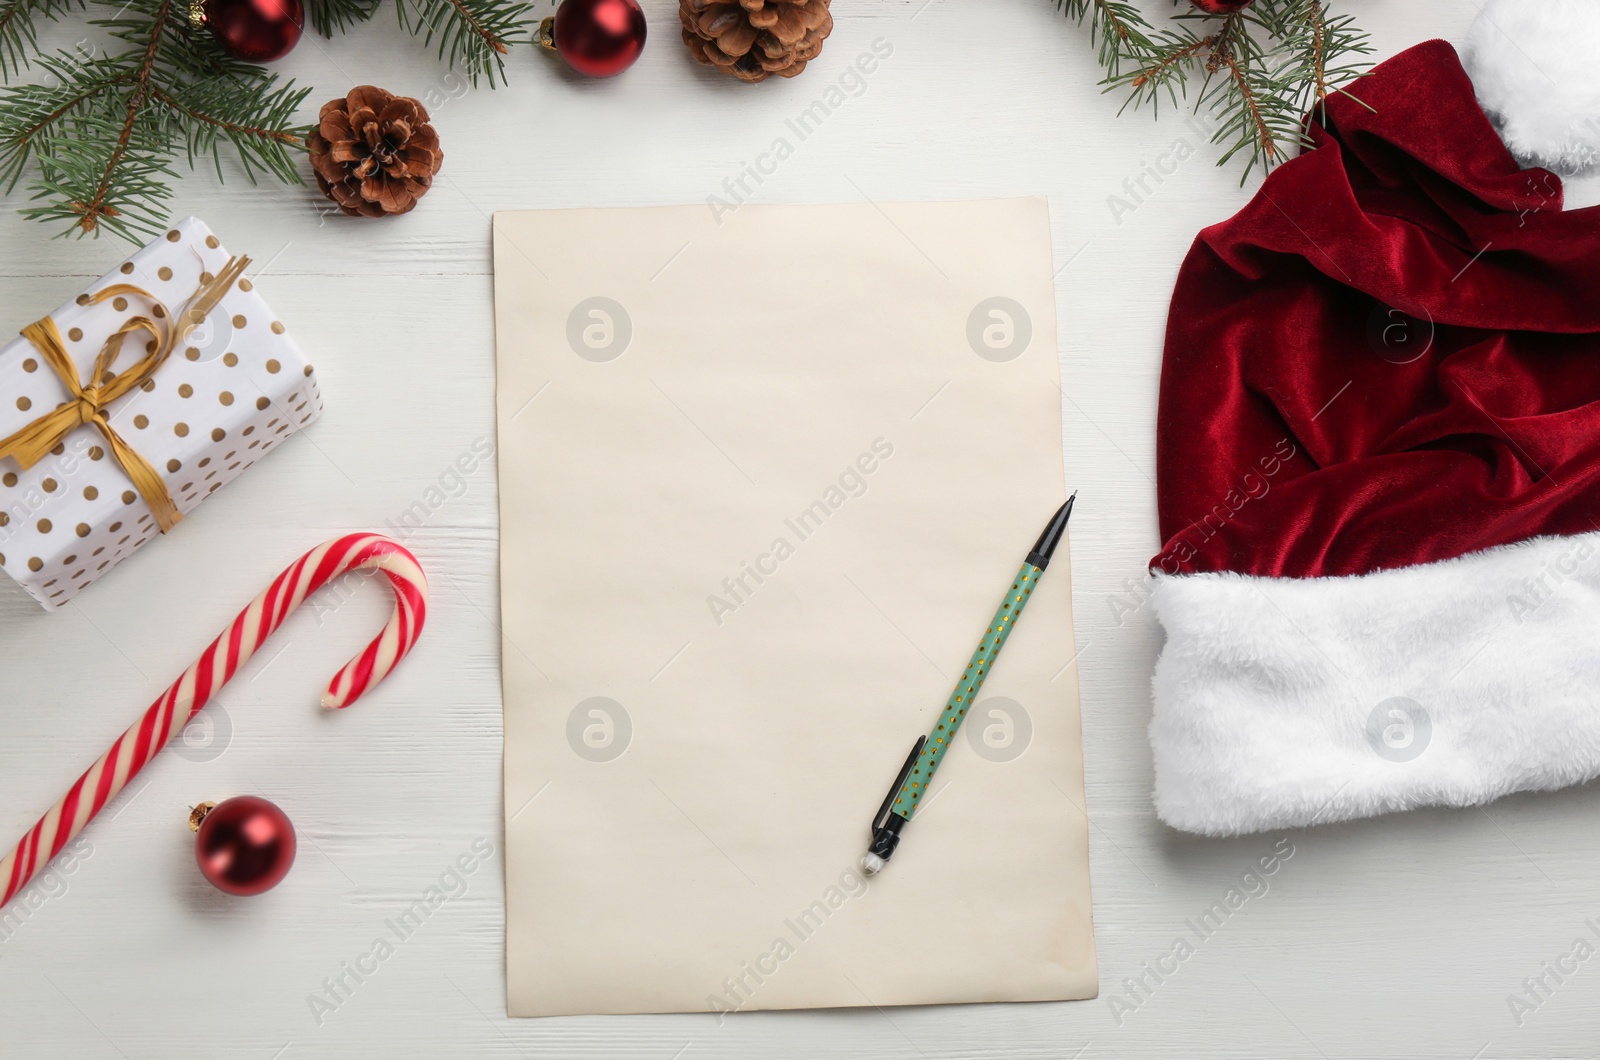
<box><xmin>871</xmin><ymin>735</ymin><xmax>926</xmax><ymax>833</ymax></box>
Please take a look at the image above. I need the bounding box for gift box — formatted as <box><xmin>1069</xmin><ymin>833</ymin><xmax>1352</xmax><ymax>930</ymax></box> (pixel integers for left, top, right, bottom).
<box><xmin>0</xmin><ymin>217</ymin><xmax>323</xmax><ymax>610</ymax></box>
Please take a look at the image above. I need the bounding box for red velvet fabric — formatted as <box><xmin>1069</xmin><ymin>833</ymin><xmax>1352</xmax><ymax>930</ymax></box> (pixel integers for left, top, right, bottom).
<box><xmin>1154</xmin><ymin>40</ymin><xmax>1600</xmax><ymax>579</ymax></box>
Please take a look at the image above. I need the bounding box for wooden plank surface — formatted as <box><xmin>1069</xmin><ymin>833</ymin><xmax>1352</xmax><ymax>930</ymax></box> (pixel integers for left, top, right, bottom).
<box><xmin>7</xmin><ymin>2</ymin><xmax>1592</xmax><ymax>1058</ymax></box>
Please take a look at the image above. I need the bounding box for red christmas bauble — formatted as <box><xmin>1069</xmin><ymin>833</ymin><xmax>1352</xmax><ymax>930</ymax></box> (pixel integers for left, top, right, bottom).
<box><xmin>1189</xmin><ymin>0</ymin><xmax>1254</xmax><ymax>12</ymax></box>
<box><xmin>546</xmin><ymin>0</ymin><xmax>647</xmax><ymax>78</ymax></box>
<box><xmin>203</xmin><ymin>0</ymin><xmax>304</xmax><ymax>62</ymax></box>
<box><xmin>192</xmin><ymin>796</ymin><xmax>296</xmax><ymax>896</ymax></box>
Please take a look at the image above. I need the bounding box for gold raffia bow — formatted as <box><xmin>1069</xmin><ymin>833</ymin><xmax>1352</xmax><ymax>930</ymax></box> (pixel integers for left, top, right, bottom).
<box><xmin>0</xmin><ymin>255</ymin><xmax>250</xmax><ymax>534</ymax></box>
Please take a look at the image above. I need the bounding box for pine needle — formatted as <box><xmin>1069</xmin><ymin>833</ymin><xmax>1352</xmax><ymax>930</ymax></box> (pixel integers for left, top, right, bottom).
<box><xmin>0</xmin><ymin>0</ymin><xmax>307</xmax><ymax>240</ymax></box>
<box><xmin>303</xmin><ymin>0</ymin><xmax>380</xmax><ymax>36</ymax></box>
<box><xmin>1059</xmin><ymin>0</ymin><xmax>1373</xmax><ymax>178</ymax></box>
<box><xmin>0</xmin><ymin>0</ymin><xmax>530</xmax><ymax>237</ymax></box>
<box><xmin>393</xmin><ymin>0</ymin><xmax>533</xmax><ymax>87</ymax></box>
<box><xmin>0</xmin><ymin>0</ymin><xmax>82</xmax><ymax>80</ymax></box>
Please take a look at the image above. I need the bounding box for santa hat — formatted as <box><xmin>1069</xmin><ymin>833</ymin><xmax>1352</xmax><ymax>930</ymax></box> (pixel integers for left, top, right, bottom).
<box><xmin>1148</xmin><ymin>30</ymin><xmax>1600</xmax><ymax>835</ymax></box>
<box><xmin>1461</xmin><ymin>0</ymin><xmax>1600</xmax><ymax>175</ymax></box>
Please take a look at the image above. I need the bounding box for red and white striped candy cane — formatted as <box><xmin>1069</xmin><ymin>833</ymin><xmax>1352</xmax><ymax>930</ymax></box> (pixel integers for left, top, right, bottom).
<box><xmin>0</xmin><ymin>532</ymin><xmax>427</xmax><ymax>908</ymax></box>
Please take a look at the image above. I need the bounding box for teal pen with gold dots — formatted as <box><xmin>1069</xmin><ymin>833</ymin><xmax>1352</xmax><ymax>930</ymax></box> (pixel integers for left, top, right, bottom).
<box><xmin>862</xmin><ymin>494</ymin><xmax>1076</xmax><ymax>875</ymax></box>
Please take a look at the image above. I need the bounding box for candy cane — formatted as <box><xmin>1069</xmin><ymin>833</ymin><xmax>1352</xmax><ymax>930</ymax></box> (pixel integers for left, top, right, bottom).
<box><xmin>0</xmin><ymin>533</ymin><xmax>427</xmax><ymax>908</ymax></box>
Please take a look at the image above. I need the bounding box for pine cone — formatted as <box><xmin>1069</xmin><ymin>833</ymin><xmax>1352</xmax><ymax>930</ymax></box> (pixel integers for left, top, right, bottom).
<box><xmin>679</xmin><ymin>0</ymin><xmax>833</xmax><ymax>83</ymax></box>
<box><xmin>309</xmin><ymin>86</ymin><xmax>443</xmax><ymax>219</ymax></box>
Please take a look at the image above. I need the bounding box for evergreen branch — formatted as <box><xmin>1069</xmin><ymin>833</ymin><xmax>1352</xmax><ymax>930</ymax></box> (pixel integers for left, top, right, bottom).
<box><xmin>1109</xmin><ymin>26</ymin><xmax>1210</xmax><ymax>114</ymax></box>
<box><xmin>1087</xmin><ymin>0</ymin><xmax>1148</xmax><ymax>53</ymax></box>
<box><xmin>0</xmin><ymin>0</ymin><xmax>519</xmax><ymax>236</ymax></box>
<box><xmin>1210</xmin><ymin>16</ymin><xmax>1279</xmax><ymax>171</ymax></box>
<box><xmin>93</xmin><ymin>0</ymin><xmax>234</xmax><ymax>79</ymax></box>
<box><xmin>1055</xmin><ymin>0</ymin><xmax>1158</xmax><ymax>77</ymax></box>
<box><xmin>148</xmin><ymin>76</ymin><xmax>310</xmax><ymax>183</ymax></box>
<box><xmin>0</xmin><ymin>0</ymin><xmax>81</xmax><ymax>79</ymax></box>
<box><xmin>1304</xmin><ymin>0</ymin><xmax>1326</xmax><ymax>113</ymax></box>
<box><xmin>394</xmin><ymin>0</ymin><xmax>531</xmax><ymax>86</ymax></box>
<box><xmin>1056</xmin><ymin>0</ymin><xmax>1374</xmax><ymax>179</ymax></box>
<box><xmin>76</xmin><ymin>0</ymin><xmax>172</xmax><ymax>233</ymax></box>
<box><xmin>1132</xmin><ymin>34</ymin><xmax>1211</xmax><ymax>91</ymax></box>
<box><xmin>302</xmin><ymin>0</ymin><xmax>378</xmax><ymax>37</ymax></box>
<box><xmin>24</xmin><ymin>113</ymin><xmax>176</xmax><ymax>240</ymax></box>
<box><xmin>1277</xmin><ymin>0</ymin><xmax>1373</xmax><ymax>125</ymax></box>
<box><xmin>0</xmin><ymin>0</ymin><xmax>307</xmax><ymax>239</ymax></box>
<box><xmin>0</xmin><ymin>55</ymin><xmax>127</xmax><ymax>189</ymax></box>
<box><xmin>1203</xmin><ymin>12</ymin><xmax>1310</xmax><ymax>179</ymax></box>
<box><xmin>150</xmin><ymin>87</ymin><xmax>301</xmax><ymax>146</ymax></box>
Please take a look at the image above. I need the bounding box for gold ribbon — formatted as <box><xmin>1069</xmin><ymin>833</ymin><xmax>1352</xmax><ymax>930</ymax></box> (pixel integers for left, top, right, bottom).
<box><xmin>0</xmin><ymin>255</ymin><xmax>250</xmax><ymax>533</ymax></box>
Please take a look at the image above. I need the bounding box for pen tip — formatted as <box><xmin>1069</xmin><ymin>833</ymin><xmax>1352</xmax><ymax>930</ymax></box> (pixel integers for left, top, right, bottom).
<box><xmin>861</xmin><ymin>853</ymin><xmax>885</xmax><ymax>876</ymax></box>
<box><xmin>1027</xmin><ymin>496</ymin><xmax>1076</xmax><ymax>569</ymax></box>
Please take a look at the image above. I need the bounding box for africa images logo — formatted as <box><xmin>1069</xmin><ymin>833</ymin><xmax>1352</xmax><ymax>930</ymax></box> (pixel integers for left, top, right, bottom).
<box><xmin>1364</xmin><ymin>697</ymin><xmax>1431</xmax><ymax>763</ymax></box>
<box><xmin>566</xmin><ymin>297</ymin><xmax>632</xmax><ymax>362</ymax></box>
<box><xmin>966</xmin><ymin>297</ymin><xmax>1032</xmax><ymax>362</ymax></box>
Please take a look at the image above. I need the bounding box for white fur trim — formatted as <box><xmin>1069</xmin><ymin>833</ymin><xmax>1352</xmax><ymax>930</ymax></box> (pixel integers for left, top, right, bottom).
<box><xmin>1462</xmin><ymin>0</ymin><xmax>1600</xmax><ymax>174</ymax></box>
<box><xmin>1150</xmin><ymin>531</ymin><xmax>1600</xmax><ymax>836</ymax></box>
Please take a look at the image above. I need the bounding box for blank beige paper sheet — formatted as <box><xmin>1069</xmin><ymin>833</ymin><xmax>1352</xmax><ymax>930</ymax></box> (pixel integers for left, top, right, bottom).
<box><xmin>493</xmin><ymin>198</ymin><xmax>1096</xmax><ymax>1017</ymax></box>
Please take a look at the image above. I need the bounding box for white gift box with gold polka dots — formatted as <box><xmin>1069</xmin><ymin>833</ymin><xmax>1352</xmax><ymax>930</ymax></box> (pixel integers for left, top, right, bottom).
<box><xmin>0</xmin><ymin>216</ymin><xmax>323</xmax><ymax>610</ymax></box>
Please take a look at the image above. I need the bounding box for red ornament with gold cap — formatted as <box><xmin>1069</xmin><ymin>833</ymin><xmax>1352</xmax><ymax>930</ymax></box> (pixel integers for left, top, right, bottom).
<box><xmin>539</xmin><ymin>0</ymin><xmax>647</xmax><ymax>77</ymax></box>
<box><xmin>191</xmin><ymin>796</ymin><xmax>296</xmax><ymax>896</ymax></box>
<box><xmin>190</xmin><ymin>0</ymin><xmax>304</xmax><ymax>62</ymax></box>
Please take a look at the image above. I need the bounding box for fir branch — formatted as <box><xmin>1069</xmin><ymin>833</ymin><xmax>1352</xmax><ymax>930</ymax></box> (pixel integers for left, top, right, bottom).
<box><xmin>24</xmin><ymin>113</ymin><xmax>176</xmax><ymax>240</ymax></box>
<box><xmin>1206</xmin><ymin>14</ymin><xmax>1280</xmax><ymax>172</ymax></box>
<box><xmin>302</xmin><ymin>0</ymin><xmax>378</xmax><ymax>38</ymax></box>
<box><xmin>81</xmin><ymin>0</ymin><xmax>174</xmax><ymax>232</ymax></box>
<box><xmin>0</xmin><ymin>0</ymin><xmax>307</xmax><ymax>239</ymax></box>
<box><xmin>1277</xmin><ymin>0</ymin><xmax>1373</xmax><ymax>126</ymax></box>
<box><xmin>1303</xmin><ymin>0</ymin><xmax>1326</xmax><ymax>111</ymax></box>
<box><xmin>1055</xmin><ymin>0</ymin><xmax>1159</xmax><ymax>77</ymax></box>
<box><xmin>394</xmin><ymin>0</ymin><xmax>532</xmax><ymax>87</ymax></box>
<box><xmin>0</xmin><ymin>0</ymin><xmax>81</xmax><ymax>79</ymax></box>
<box><xmin>1132</xmin><ymin>34</ymin><xmax>1211</xmax><ymax>92</ymax></box>
<box><xmin>1109</xmin><ymin>26</ymin><xmax>1210</xmax><ymax>115</ymax></box>
<box><xmin>148</xmin><ymin>75</ymin><xmax>309</xmax><ymax>183</ymax></box>
<box><xmin>1056</xmin><ymin>0</ymin><xmax>1375</xmax><ymax>178</ymax></box>
<box><xmin>0</xmin><ymin>55</ymin><xmax>127</xmax><ymax>189</ymax></box>
<box><xmin>1204</xmin><ymin>10</ymin><xmax>1313</xmax><ymax>178</ymax></box>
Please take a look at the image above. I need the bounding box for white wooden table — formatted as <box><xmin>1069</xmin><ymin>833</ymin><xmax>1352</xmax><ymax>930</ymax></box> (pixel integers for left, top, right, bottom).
<box><xmin>5</xmin><ymin>2</ymin><xmax>1589</xmax><ymax>1057</ymax></box>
